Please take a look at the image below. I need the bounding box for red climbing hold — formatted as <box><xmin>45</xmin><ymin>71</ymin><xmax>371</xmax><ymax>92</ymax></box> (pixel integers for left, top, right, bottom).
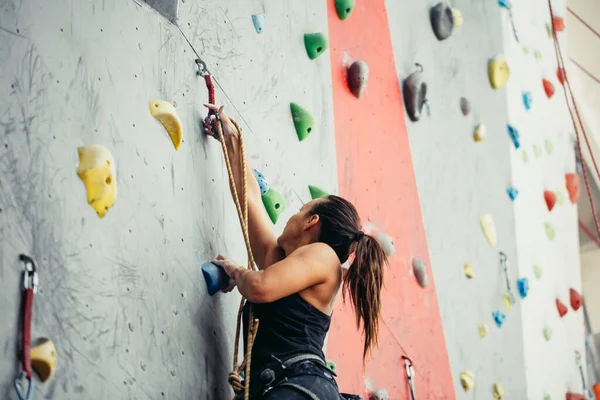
<box><xmin>570</xmin><ymin>288</ymin><xmax>582</xmax><ymax>311</ymax></box>
<box><xmin>556</xmin><ymin>298</ymin><xmax>568</xmax><ymax>317</ymax></box>
<box><xmin>566</xmin><ymin>393</ymin><xmax>586</xmax><ymax>400</ymax></box>
<box><xmin>553</xmin><ymin>17</ymin><xmax>565</xmax><ymax>32</ymax></box>
<box><xmin>543</xmin><ymin>79</ymin><xmax>555</xmax><ymax>99</ymax></box>
<box><xmin>544</xmin><ymin>191</ymin><xmax>556</xmax><ymax>211</ymax></box>
<box><xmin>557</xmin><ymin>67</ymin><xmax>566</xmax><ymax>85</ymax></box>
<box><xmin>565</xmin><ymin>173</ymin><xmax>580</xmax><ymax>204</ymax></box>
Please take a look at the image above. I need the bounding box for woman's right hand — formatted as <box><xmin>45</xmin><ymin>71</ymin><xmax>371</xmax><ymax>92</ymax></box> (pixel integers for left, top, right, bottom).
<box><xmin>203</xmin><ymin>103</ymin><xmax>240</xmax><ymax>142</ymax></box>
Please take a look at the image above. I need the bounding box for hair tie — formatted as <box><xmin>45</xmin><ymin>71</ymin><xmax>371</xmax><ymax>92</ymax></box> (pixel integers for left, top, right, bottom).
<box><xmin>353</xmin><ymin>230</ymin><xmax>365</xmax><ymax>242</ymax></box>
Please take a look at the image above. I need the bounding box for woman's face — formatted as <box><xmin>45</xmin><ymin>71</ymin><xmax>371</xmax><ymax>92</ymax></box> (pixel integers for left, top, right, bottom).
<box><xmin>277</xmin><ymin>199</ymin><xmax>322</xmax><ymax>248</ymax></box>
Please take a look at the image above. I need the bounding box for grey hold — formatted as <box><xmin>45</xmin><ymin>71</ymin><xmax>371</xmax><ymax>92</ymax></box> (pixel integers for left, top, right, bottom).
<box><xmin>347</xmin><ymin>60</ymin><xmax>369</xmax><ymax>98</ymax></box>
<box><xmin>403</xmin><ymin>65</ymin><xmax>427</xmax><ymax>122</ymax></box>
<box><xmin>370</xmin><ymin>388</ymin><xmax>389</xmax><ymax>400</ymax></box>
<box><xmin>430</xmin><ymin>2</ymin><xmax>455</xmax><ymax>41</ymax></box>
<box><xmin>413</xmin><ymin>258</ymin><xmax>428</xmax><ymax>288</ymax></box>
<box><xmin>460</xmin><ymin>97</ymin><xmax>471</xmax><ymax>116</ymax></box>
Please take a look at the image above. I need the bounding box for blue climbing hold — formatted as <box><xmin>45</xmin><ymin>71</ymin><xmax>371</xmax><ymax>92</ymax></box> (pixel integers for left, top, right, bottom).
<box><xmin>498</xmin><ymin>0</ymin><xmax>511</xmax><ymax>8</ymax></box>
<box><xmin>522</xmin><ymin>92</ymin><xmax>532</xmax><ymax>110</ymax></box>
<box><xmin>507</xmin><ymin>124</ymin><xmax>520</xmax><ymax>149</ymax></box>
<box><xmin>201</xmin><ymin>261</ymin><xmax>230</xmax><ymax>296</ymax></box>
<box><xmin>251</xmin><ymin>14</ymin><xmax>266</xmax><ymax>34</ymax></box>
<box><xmin>493</xmin><ymin>311</ymin><xmax>506</xmax><ymax>327</ymax></box>
<box><xmin>517</xmin><ymin>277</ymin><xmax>529</xmax><ymax>298</ymax></box>
<box><xmin>507</xmin><ymin>187</ymin><xmax>519</xmax><ymax>201</ymax></box>
<box><xmin>253</xmin><ymin>169</ymin><xmax>270</xmax><ymax>195</ymax></box>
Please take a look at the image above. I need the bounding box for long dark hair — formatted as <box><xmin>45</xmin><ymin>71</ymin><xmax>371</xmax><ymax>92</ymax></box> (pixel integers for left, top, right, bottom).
<box><xmin>309</xmin><ymin>195</ymin><xmax>388</xmax><ymax>362</ymax></box>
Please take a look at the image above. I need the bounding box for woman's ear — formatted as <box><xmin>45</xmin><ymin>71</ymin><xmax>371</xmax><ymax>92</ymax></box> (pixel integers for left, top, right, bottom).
<box><xmin>304</xmin><ymin>213</ymin><xmax>320</xmax><ymax>230</ymax></box>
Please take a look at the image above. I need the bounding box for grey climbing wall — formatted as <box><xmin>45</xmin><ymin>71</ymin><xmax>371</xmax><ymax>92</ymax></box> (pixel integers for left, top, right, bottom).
<box><xmin>0</xmin><ymin>0</ymin><xmax>336</xmax><ymax>399</ymax></box>
<box><xmin>386</xmin><ymin>0</ymin><xmax>529</xmax><ymax>398</ymax></box>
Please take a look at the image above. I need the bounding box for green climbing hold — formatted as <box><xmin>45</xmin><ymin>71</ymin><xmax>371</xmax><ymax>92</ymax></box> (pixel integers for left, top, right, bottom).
<box><xmin>534</xmin><ymin>264</ymin><xmax>543</xmax><ymax>279</ymax></box>
<box><xmin>326</xmin><ymin>360</ymin><xmax>336</xmax><ymax>372</ymax></box>
<box><xmin>522</xmin><ymin>151</ymin><xmax>529</xmax><ymax>164</ymax></box>
<box><xmin>545</xmin><ymin>222</ymin><xmax>555</xmax><ymax>240</ymax></box>
<box><xmin>545</xmin><ymin>139</ymin><xmax>554</xmax><ymax>154</ymax></box>
<box><xmin>334</xmin><ymin>0</ymin><xmax>354</xmax><ymax>20</ymax></box>
<box><xmin>545</xmin><ymin>22</ymin><xmax>553</xmax><ymax>38</ymax></box>
<box><xmin>522</xmin><ymin>46</ymin><xmax>529</xmax><ymax>55</ymax></box>
<box><xmin>543</xmin><ymin>327</ymin><xmax>553</xmax><ymax>341</ymax></box>
<box><xmin>534</xmin><ymin>50</ymin><xmax>542</xmax><ymax>60</ymax></box>
<box><xmin>290</xmin><ymin>103</ymin><xmax>315</xmax><ymax>141</ymax></box>
<box><xmin>308</xmin><ymin>185</ymin><xmax>329</xmax><ymax>200</ymax></box>
<box><xmin>544</xmin><ymin>394</ymin><xmax>552</xmax><ymax>400</ymax></box>
<box><xmin>556</xmin><ymin>191</ymin><xmax>565</xmax><ymax>205</ymax></box>
<box><xmin>262</xmin><ymin>187</ymin><xmax>286</xmax><ymax>224</ymax></box>
<box><xmin>533</xmin><ymin>144</ymin><xmax>543</xmax><ymax>158</ymax></box>
<box><xmin>304</xmin><ymin>33</ymin><xmax>328</xmax><ymax>60</ymax></box>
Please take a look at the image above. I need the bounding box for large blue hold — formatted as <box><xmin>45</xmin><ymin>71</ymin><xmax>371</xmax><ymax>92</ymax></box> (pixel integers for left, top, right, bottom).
<box><xmin>201</xmin><ymin>261</ymin><xmax>230</xmax><ymax>296</ymax></box>
<box><xmin>517</xmin><ymin>277</ymin><xmax>529</xmax><ymax>298</ymax></box>
<box><xmin>493</xmin><ymin>311</ymin><xmax>506</xmax><ymax>328</ymax></box>
<box><xmin>498</xmin><ymin>0</ymin><xmax>511</xmax><ymax>8</ymax></box>
<box><xmin>253</xmin><ymin>169</ymin><xmax>270</xmax><ymax>195</ymax></box>
<box><xmin>507</xmin><ymin>124</ymin><xmax>520</xmax><ymax>149</ymax></box>
<box><xmin>522</xmin><ymin>92</ymin><xmax>533</xmax><ymax>110</ymax></box>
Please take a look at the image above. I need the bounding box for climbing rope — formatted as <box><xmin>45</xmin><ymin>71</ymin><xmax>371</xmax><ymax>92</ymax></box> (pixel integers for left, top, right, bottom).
<box><xmin>196</xmin><ymin>58</ymin><xmax>259</xmax><ymax>400</ymax></box>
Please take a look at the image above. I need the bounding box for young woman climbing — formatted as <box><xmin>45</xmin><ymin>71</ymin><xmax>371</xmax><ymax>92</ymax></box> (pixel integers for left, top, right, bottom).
<box><xmin>203</xmin><ymin>103</ymin><xmax>388</xmax><ymax>400</ymax></box>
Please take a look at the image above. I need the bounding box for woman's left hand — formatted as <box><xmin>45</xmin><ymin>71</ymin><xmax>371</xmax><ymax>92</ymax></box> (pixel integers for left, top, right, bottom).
<box><xmin>212</xmin><ymin>254</ymin><xmax>239</xmax><ymax>293</ymax></box>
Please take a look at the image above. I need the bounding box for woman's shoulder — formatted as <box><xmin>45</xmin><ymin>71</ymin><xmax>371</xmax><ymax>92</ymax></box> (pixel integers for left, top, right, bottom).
<box><xmin>290</xmin><ymin>242</ymin><xmax>340</xmax><ymax>270</ymax></box>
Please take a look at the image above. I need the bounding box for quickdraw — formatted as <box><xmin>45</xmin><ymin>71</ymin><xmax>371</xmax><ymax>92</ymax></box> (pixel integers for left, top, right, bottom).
<box><xmin>499</xmin><ymin>252</ymin><xmax>515</xmax><ymax>305</ymax></box>
<box><xmin>14</xmin><ymin>254</ymin><xmax>39</xmax><ymax>400</ymax></box>
<box><xmin>402</xmin><ymin>355</ymin><xmax>416</xmax><ymax>400</ymax></box>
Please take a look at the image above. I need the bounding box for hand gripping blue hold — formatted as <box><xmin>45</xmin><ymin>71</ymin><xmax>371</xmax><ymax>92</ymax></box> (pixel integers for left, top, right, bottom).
<box><xmin>201</xmin><ymin>261</ymin><xmax>230</xmax><ymax>296</ymax></box>
<box><xmin>517</xmin><ymin>277</ymin><xmax>529</xmax><ymax>298</ymax></box>
<box><xmin>493</xmin><ymin>311</ymin><xmax>506</xmax><ymax>328</ymax></box>
<box><xmin>507</xmin><ymin>124</ymin><xmax>520</xmax><ymax>149</ymax></box>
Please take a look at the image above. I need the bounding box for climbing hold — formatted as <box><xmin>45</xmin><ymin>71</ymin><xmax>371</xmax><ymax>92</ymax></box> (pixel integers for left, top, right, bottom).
<box><xmin>503</xmin><ymin>293</ymin><xmax>513</xmax><ymax>311</ymax></box>
<box><xmin>507</xmin><ymin>187</ymin><xmax>519</xmax><ymax>201</ymax></box>
<box><xmin>522</xmin><ymin>45</ymin><xmax>529</xmax><ymax>55</ymax></box>
<box><xmin>522</xmin><ymin>151</ymin><xmax>529</xmax><ymax>164</ymax></box>
<box><xmin>545</xmin><ymin>139</ymin><xmax>554</xmax><ymax>154</ymax></box>
<box><xmin>460</xmin><ymin>371</ymin><xmax>475</xmax><ymax>391</ymax></box>
<box><xmin>543</xmin><ymin>327</ymin><xmax>553</xmax><ymax>341</ymax></box>
<box><xmin>497</xmin><ymin>0</ymin><xmax>511</xmax><ymax>8</ymax></box>
<box><xmin>464</xmin><ymin>263</ymin><xmax>474</xmax><ymax>279</ymax></box>
<box><xmin>473</xmin><ymin>124</ymin><xmax>487</xmax><ymax>142</ymax></box>
<box><xmin>534</xmin><ymin>50</ymin><xmax>542</xmax><ymax>60</ymax></box>
<box><xmin>334</xmin><ymin>0</ymin><xmax>354</xmax><ymax>20</ymax></box>
<box><xmin>326</xmin><ymin>360</ymin><xmax>336</xmax><ymax>372</ymax></box>
<box><xmin>251</xmin><ymin>14</ymin><xmax>266</xmax><ymax>34</ymax></box>
<box><xmin>556</xmin><ymin>298</ymin><xmax>568</xmax><ymax>317</ymax></box>
<box><xmin>533</xmin><ymin>144</ymin><xmax>543</xmax><ymax>158</ymax></box>
<box><xmin>459</xmin><ymin>97</ymin><xmax>471</xmax><ymax>116</ymax></box>
<box><xmin>478</xmin><ymin>324</ymin><xmax>488</xmax><ymax>338</ymax></box>
<box><xmin>544</xmin><ymin>394</ymin><xmax>552</xmax><ymax>400</ymax></box>
<box><xmin>253</xmin><ymin>169</ymin><xmax>270</xmax><ymax>195</ymax></box>
<box><xmin>480</xmin><ymin>214</ymin><xmax>497</xmax><ymax>247</ymax></box>
<box><xmin>347</xmin><ymin>60</ymin><xmax>369</xmax><ymax>98</ymax></box>
<box><xmin>507</xmin><ymin>124</ymin><xmax>520</xmax><ymax>149</ymax></box>
<box><xmin>522</xmin><ymin>92</ymin><xmax>533</xmax><ymax>110</ymax></box>
<box><xmin>517</xmin><ymin>277</ymin><xmax>529</xmax><ymax>298</ymax></box>
<box><xmin>556</xmin><ymin>191</ymin><xmax>565</xmax><ymax>205</ymax></box>
<box><xmin>373</xmin><ymin>231</ymin><xmax>395</xmax><ymax>257</ymax></box>
<box><xmin>77</xmin><ymin>144</ymin><xmax>118</xmax><ymax>219</ymax></box>
<box><xmin>262</xmin><ymin>187</ymin><xmax>286</xmax><ymax>224</ymax></box>
<box><xmin>565</xmin><ymin>173</ymin><xmax>580</xmax><ymax>203</ymax></box>
<box><xmin>566</xmin><ymin>394</ymin><xmax>586</xmax><ymax>400</ymax></box>
<box><xmin>403</xmin><ymin>64</ymin><xmax>428</xmax><ymax>122</ymax></box>
<box><xmin>488</xmin><ymin>55</ymin><xmax>510</xmax><ymax>89</ymax></box>
<box><xmin>553</xmin><ymin>17</ymin><xmax>565</xmax><ymax>32</ymax></box>
<box><xmin>545</xmin><ymin>22</ymin><xmax>553</xmax><ymax>38</ymax></box>
<box><xmin>544</xmin><ymin>222</ymin><xmax>555</xmax><ymax>240</ymax></box>
<box><xmin>557</xmin><ymin>67</ymin><xmax>566</xmax><ymax>85</ymax></box>
<box><xmin>542</xmin><ymin>79</ymin><xmax>555</xmax><ymax>99</ymax></box>
<box><xmin>201</xmin><ymin>261</ymin><xmax>230</xmax><ymax>296</ymax></box>
<box><xmin>30</xmin><ymin>338</ymin><xmax>57</xmax><ymax>382</ymax></box>
<box><xmin>430</xmin><ymin>2</ymin><xmax>455</xmax><ymax>41</ymax></box>
<box><xmin>493</xmin><ymin>311</ymin><xmax>506</xmax><ymax>327</ymax></box>
<box><xmin>534</xmin><ymin>264</ymin><xmax>543</xmax><ymax>279</ymax></box>
<box><xmin>290</xmin><ymin>103</ymin><xmax>315</xmax><ymax>141</ymax></box>
<box><xmin>413</xmin><ymin>258</ymin><xmax>428</xmax><ymax>288</ymax></box>
<box><xmin>308</xmin><ymin>185</ymin><xmax>329</xmax><ymax>200</ymax></box>
<box><xmin>369</xmin><ymin>389</ymin><xmax>389</xmax><ymax>400</ymax></box>
<box><xmin>304</xmin><ymin>33</ymin><xmax>328</xmax><ymax>60</ymax></box>
<box><xmin>544</xmin><ymin>191</ymin><xmax>557</xmax><ymax>211</ymax></box>
<box><xmin>492</xmin><ymin>382</ymin><xmax>504</xmax><ymax>399</ymax></box>
<box><xmin>149</xmin><ymin>100</ymin><xmax>183</xmax><ymax>150</ymax></box>
<box><xmin>570</xmin><ymin>288</ymin><xmax>582</xmax><ymax>311</ymax></box>
<box><xmin>453</xmin><ymin>8</ymin><xmax>464</xmax><ymax>28</ymax></box>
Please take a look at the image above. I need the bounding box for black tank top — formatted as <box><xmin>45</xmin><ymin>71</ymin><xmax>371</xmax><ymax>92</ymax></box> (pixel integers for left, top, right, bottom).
<box><xmin>243</xmin><ymin>293</ymin><xmax>331</xmax><ymax>369</ymax></box>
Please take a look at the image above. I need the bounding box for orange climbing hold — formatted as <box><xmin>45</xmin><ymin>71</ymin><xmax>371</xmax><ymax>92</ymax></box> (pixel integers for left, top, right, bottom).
<box><xmin>543</xmin><ymin>79</ymin><xmax>555</xmax><ymax>99</ymax></box>
<box><xmin>556</xmin><ymin>298</ymin><xmax>568</xmax><ymax>317</ymax></box>
<box><xmin>557</xmin><ymin>67</ymin><xmax>566</xmax><ymax>85</ymax></box>
<box><xmin>553</xmin><ymin>17</ymin><xmax>565</xmax><ymax>32</ymax></box>
<box><xmin>566</xmin><ymin>393</ymin><xmax>586</xmax><ymax>400</ymax></box>
<box><xmin>544</xmin><ymin>191</ymin><xmax>556</xmax><ymax>211</ymax></box>
<box><xmin>565</xmin><ymin>173</ymin><xmax>580</xmax><ymax>204</ymax></box>
<box><xmin>570</xmin><ymin>288</ymin><xmax>582</xmax><ymax>311</ymax></box>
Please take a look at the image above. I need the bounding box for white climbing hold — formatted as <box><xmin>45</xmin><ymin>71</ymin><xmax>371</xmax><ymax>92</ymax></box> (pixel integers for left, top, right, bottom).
<box><xmin>373</xmin><ymin>231</ymin><xmax>395</xmax><ymax>257</ymax></box>
<box><xmin>413</xmin><ymin>258</ymin><xmax>428</xmax><ymax>288</ymax></box>
<box><xmin>369</xmin><ymin>388</ymin><xmax>389</xmax><ymax>400</ymax></box>
<box><xmin>77</xmin><ymin>144</ymin><xmax>118</xmax><ymax>218</ymax></box>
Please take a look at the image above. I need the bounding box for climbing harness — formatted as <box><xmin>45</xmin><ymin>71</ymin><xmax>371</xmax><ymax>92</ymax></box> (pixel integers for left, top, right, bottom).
<box><xmin>197</xmin><ymin>57</ymin><xmax>260</xmax><ymax>400</ymax></box>
<box><xmin>499</xmin><ymin>252</ymin><xmax>515</xmax><ymax>305</ymax></box>
<box><xmin>14</xmin><ymin>254</ymin><xmax>39</xmax><ymax>400</ymax></box>
<box><xmin>402</xmin><ymin>355</ymin><xmax>416</xmax><ymax>400</ymax></box>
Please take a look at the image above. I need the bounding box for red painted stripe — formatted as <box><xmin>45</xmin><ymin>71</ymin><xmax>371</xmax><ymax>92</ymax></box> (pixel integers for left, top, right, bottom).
<box><xmin>326</xmin><ymin>1</ymin><xmax>454</xmax><ymax>398</ymax></box>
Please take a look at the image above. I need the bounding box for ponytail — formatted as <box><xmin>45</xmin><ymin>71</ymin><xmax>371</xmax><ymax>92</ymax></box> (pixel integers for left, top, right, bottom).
<box><xmin>343</xmin><ymin>234</ymin><xmax>387</xmax><ymax>362</ymax></box>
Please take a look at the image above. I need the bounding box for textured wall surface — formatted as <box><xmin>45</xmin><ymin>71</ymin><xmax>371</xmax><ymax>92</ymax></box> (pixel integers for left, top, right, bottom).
<box><xmin>0</xmin><ymin>1</ymin><xmax>337</xmax><ymax>399</ymax></box>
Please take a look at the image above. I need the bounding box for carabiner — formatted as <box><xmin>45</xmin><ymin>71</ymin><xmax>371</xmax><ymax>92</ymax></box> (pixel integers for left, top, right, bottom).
<box><xmin>195</xmin><ymin>58</ymin><xmax>210</xmax><ymax>77</ymax></box>
<box><xmin>14</xmin><ymin>372</ymin><xmax>34</xmax><ymax>400</ymax></box>
<box><xmin>402</xmin><ymin>355</ymin><xmax>416</xmax><ymax>400</ymax></box>
<box><xmin>499</xmin><ymin>252</ymin><xmax>515</xmax><ymax>305</ymax></box>
<box><xmin>20</xmin><ymin>254</ymin><xmax>38</xmax><ymax>294</ymax></box>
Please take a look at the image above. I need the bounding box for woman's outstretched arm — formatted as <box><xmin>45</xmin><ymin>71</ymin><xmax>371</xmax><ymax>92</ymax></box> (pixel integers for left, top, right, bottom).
<box><xmin>203</xmin><ymin>104</ymin><xmax>284</xmax><ymax>269</ymax></box>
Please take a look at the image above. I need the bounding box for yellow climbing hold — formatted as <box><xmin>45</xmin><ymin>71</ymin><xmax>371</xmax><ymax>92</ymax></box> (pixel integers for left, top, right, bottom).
<box><xmin>503</xmin><ymin>293</ymin><xmax>513</xmax><ymax>311</ymax></box>
<box><xmin>149</xmin><ymin>100</ymin><xmax>183</xmax><ymax>150</ymax></box>
<box><xmin>489</xmin><ymin>56</ymin><xmax>510</xmax><ymax>89</ymax></box>
<box><xmin>545</xmin><ymin>222</ymin><xmax>555</xmax><ymax>240</ymax></box>
<box><xmin>464</xmin><ymin>263</ymin><xmax>474</xmax><ymax>279</ymax></box>
<box><xmin>460</xmin><ymin>371</ymin><xmax>475</xmax><ymax>391</ymax></box>
<box><xmin>522</xmin><ymin>150</ymin><xmax>529</xmax><ymax>164</ymax></box>
<box><xmin>473</xmin><ymin>124</ymin><xmax>487</xmax><ymax>142</ymax></box>
<box><xmin>492</xmin><ymin>382</ymin><xmax>504</xmax><ymax>399</ymax></box>
<box><xmin>556</xmin><ymin>191</ymin><xmax>565</xmax><ymax>205</ymax></box>
<box><xmin>480</xmin><ymin>214</ymin><xmax>497</xmax><ymax>247</ymax></box>
<box><xmin>77</xmin><ymin>144</ymin><xmax>118</xmax><ymax>219</ymax></box>
<box><xmin>534</xmin><ymin>144</ymin><xmax>543</xmax><ymax>158</ymax></box>
<box><xmin>452</xmin><ymin>8</ymin><xmax>464</xmax><ymax>28</ymax></box>
<box><xmin>30</xmin><ymin>338</ymin><xmax>57</xmax><ymax>382</ymax></box>
<box><xmin>478</xmin><ymin>324</ymin><xmax>488</xmax><ymax>338</ymax></box>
